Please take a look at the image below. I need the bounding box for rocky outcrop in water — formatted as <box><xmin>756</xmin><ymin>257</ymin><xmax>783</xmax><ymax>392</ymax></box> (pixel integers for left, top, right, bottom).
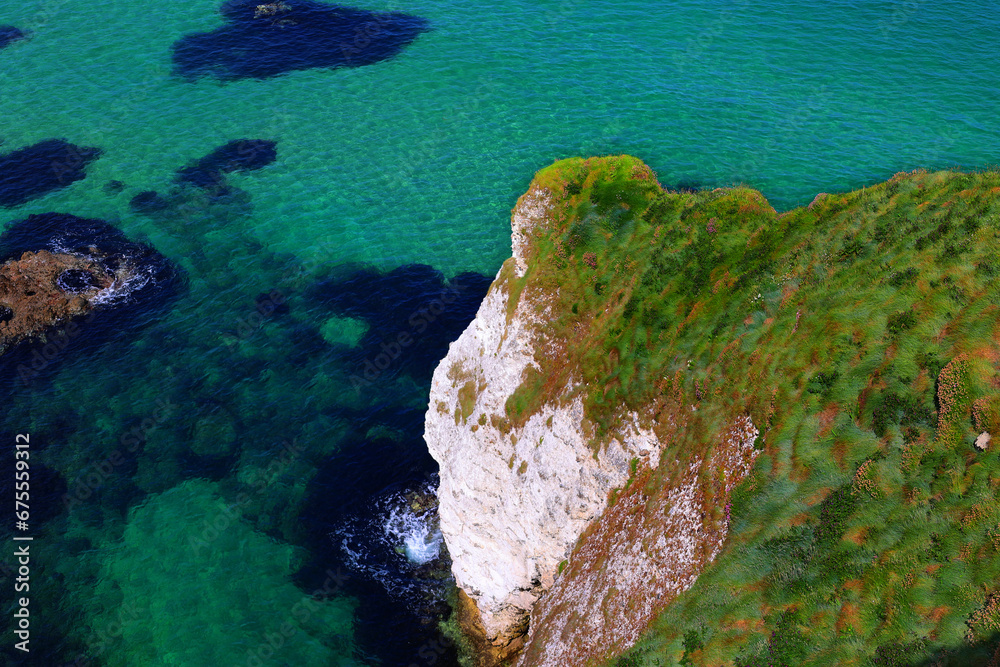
<box><xmin>0</xmin><ymin>213</ymin><xmax>181</xmax><ymax>383</ymax></box>
<box><xmin>0</xmin><ymin>250</ymin><xmax>115</xmax><ymax>354</ymax></box>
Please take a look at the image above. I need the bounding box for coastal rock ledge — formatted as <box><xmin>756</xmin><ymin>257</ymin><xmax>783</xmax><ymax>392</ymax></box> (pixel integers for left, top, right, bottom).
<box><xmin>425</xmin><ymin>156</ymin><xmax>761</xmax><ymax>666</ymax></box>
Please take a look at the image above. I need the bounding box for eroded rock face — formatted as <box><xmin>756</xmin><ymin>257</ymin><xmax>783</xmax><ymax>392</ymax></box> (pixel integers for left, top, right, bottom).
<box><xmin>0</xmin><ymin>250</ymin><xmax>113</xmax><ymax>354</ymax></box>
<box><xmin>425</xmin><ymin>174</ymin><xmax>764</xmax><ymax>665</ymax></box>
<box><xmin>518</xmin><ymin>416</ymin><xmax>760</xmax><ymax>667</ymax></box>
<box><xmin>425</xmin><ymin>190</ymin><xmax>666</xmax><ymax>647</ymax></box>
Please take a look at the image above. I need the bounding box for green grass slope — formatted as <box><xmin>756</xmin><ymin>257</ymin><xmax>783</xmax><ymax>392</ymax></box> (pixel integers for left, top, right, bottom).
<box><xmin>502</xmin><ymin>156</ymin><xmax>1000</xmax><ymax>666</ymax></box>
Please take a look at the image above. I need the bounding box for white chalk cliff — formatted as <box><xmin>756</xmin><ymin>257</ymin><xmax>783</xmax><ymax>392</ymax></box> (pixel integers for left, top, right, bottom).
<box><xmin>424</xmin><ymin>188</ymin><xmax>665</xmax><ymax>645</ymax></box>
<box><xmin>425</xmin><ymin>166</ymin><xmax>762</xmax><ymax>667</ymax></box>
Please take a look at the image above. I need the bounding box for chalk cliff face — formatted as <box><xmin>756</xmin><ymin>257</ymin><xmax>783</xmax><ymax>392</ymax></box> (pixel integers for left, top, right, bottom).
<box><xmin>425</xmin><ymin>188</ymin><xmax>667</xmax><ymax>646</ymax></box>
<box><xmin>425</xmin><ymin>157</ymin><xmax>763</xmax><ymax>665</ymax></box>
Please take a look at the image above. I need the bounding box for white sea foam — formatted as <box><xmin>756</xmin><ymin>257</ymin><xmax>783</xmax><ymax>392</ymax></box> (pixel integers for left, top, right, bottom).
<box><xmin>45</xmin><ymin>240</ymin><xmax>159</xmax><ymax>307</ymax></box>
<box><xmin>332</xmin><ymin>479</ymin><xmax>448</xmax><ymax>603</ymax></box>
<box><xmin>89</xmin><ymin>265</ymin><xmax>153</xmax><ymax>306</ymax></box>
<box><xmin>384</xmin><ymin>502</ymin><xmax>442</xmax><ymax>565</ymax></box>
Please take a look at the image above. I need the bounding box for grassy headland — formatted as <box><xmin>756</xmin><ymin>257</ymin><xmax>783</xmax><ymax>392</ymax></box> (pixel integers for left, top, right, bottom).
<box><xmin>498</xmin><ymin>155</ymin><xmax>1000</xmax><ymax>665</ymax></box>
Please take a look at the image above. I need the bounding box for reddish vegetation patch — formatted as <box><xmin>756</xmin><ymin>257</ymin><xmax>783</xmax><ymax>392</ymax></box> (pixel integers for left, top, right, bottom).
<box><xmin>844</xmin><ymin>525</ymin><xmax>868</xmax><ymax>546</ymax></box>
<box><xmin>805</xmin><ymin>486</ymin><xmax>833</xmax><ymax>507</ymax></box>
<box><xmin>843</xmin><ymin>579</ymin><xmax>864</xmax><ymax>593</ymax></box>
<box><xmin>836</xmin><ymin>602</ymin><xmax>862</xmax><ymax>634</ymax></box>
<box><xmin>788</xmin><ymin>511</ymin><xmax>812</xmax><ymax>527</ymax></box>
<box><xmin>779</xmin><ymin>282</ymin><xmax>798</xmax><ymax>309</ymax></box>
<box><xmin>927</xmin><ymin>605</ymin><xmax>950</xmax><ymax>624</ymax></box>
<box><xmin>816</xmin><ymin>405</ymin><xmax>838</xmax><ymax>439</ymax></box>
<box><xmin>831</xmin><ymin>437</ymin><xmax>850</xmax><ymax>471</ymax></box>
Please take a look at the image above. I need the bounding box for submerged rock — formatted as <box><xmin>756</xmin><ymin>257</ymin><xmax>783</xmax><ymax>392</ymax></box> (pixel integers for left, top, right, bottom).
<box><xmin>175</xmin><ymin>139</ymin><xmax>277</xmax><ymax>190</ymax></box>
<box><xmin>0</xmin><ymin>26</ymin><xmax>25</xmax><ymax>50</ymax></box>
<box><xmin>0</xmin><ymin>139</ymin><xmax>102</xmax><ymax>208</ymax></box>
<box><xmin>310</xmin><ymin>263</ymin><xmax>491</xmax><ymax>385</ymax></box>
<box><xmin>172</xmin><ymin>0</ymin><xmax>428</xmax><ymax>81</ymax></box>
<box><xmin>129</xmin><ymin>190</ymin><xmax>169</xmax><ymax>213</ymax></box>
<box><xmin>103</xmin><ymin>180</ymin><xmax>126</xmax><ymax>196</ymax></box>
<box><xmin>190</xmin><ymin>412</ymin><xmax>239</xmax><ymax>458</ymax></box>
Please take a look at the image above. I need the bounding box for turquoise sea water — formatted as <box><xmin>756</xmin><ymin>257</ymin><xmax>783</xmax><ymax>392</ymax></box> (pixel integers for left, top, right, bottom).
<box><xmin>0</xmin><ymin>0</ymin><xmax>997</xmax><ymax>664</ymax></box>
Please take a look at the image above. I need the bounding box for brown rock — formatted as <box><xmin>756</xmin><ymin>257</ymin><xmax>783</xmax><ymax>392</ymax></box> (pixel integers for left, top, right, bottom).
<box><xmin>456</xmin><ymin>588</ymin><xmax>526</xmax><ymax>667</ymax></box>
<box><xmin>0</xmin><ymin>250</ymin><xmax>113</xmax><ymax>354</ymax></box>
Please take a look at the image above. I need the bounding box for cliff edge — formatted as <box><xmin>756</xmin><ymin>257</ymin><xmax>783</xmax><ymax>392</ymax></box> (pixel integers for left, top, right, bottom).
<box><xmin>425</xmin><ymin>156</ymin><xmax>762</xmax><ymax>664</ymax></box>
<box><xmin>428</xmin><ymin>155</ymin><xmax>1000</xmax><ymax>666</ymax></box>
<box><xmin>425</xmin><ymin>185</ymin><xmax>668</xmax><ymax>648</ymax></box>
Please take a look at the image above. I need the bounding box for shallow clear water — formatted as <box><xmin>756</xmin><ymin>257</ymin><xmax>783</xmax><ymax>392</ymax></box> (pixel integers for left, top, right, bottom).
<box><xmin>0</xmin><ymin>0</ymin><xmax>997</xmax><ymax>664</ymax></box>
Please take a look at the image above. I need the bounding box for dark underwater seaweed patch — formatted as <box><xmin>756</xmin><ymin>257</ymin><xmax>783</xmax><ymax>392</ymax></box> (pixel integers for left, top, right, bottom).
<box><xmin>0</xmin><ymin>26</ymin><xmax>25</xmax><ymax>50</ymax></box>
<box><xmin>172</xmin><ymin>0</ymin><xmax>428</xmax><ymax>81</ymax></box>
<box><xmin>129</xmin><ymin>190</ymin><xmax>170</xmax><ymax>214</ymax></box>
<box><xmin>175</xmin><ymin>139</ymin><xmax>277</xmax><ymax>190</ymax></box>
<box><xmin>103</xmin><ymin>179</ymin><xmax>125</xmax><ymax>196</ymax></box>
<box><xmin>0</xmin><ymin>139</ymin><xmax>102</xmax><ymax>208</ymax></box>
<box><xmin>310</xmin><ymin>263</ymin><xmax>491</xmax><ymax>384</ymax></box>
<box><xmin>129</xmin><ymin>140</ymin><xmax>274</xmax><ymax>230</ymax></box>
